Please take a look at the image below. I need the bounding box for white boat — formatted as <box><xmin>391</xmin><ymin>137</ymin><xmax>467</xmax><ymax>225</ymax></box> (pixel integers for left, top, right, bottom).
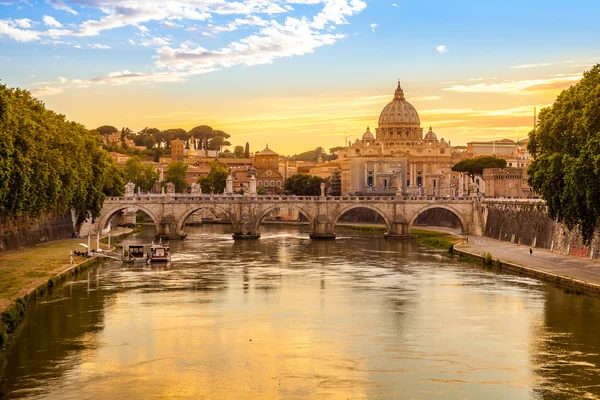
<box><xmin>122</xmin><ymin>244</ymin><xmax>149</xmax><ymax>263</ymax></box>
<box><xmin>149</xmin><ymin>240</ymin><xmax>171</xmax><ymax>263</ymax></box>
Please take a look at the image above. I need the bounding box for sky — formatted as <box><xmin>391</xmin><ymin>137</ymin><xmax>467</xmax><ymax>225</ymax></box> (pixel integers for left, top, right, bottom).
<box><xmin>1</xmin><ymin>0</ymin><xmax>599</xmax><ymax>155</ymax></box>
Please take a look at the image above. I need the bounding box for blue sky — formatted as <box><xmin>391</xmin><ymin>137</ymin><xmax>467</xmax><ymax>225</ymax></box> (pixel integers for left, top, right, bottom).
<box><xmin>1</xmin><ymin>0</ymin><xmax>599</xmax><ymax>153</ymax></box>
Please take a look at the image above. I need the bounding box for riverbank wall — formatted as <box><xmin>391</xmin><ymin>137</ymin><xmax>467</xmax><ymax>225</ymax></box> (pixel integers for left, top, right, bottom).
<box><xmin>0</xmin><ymin>213</ymin><xmax>74</xmax><ymax>253</ymax></box>
<box><xmin>453</xmin><ymin>245</ymin><xmax>600</xmax><ymax>296</ymax></box>
<box><xmin>481</xmin><ymin>200</ymin><xmax>600</xmax><ymax>259</ymax></box>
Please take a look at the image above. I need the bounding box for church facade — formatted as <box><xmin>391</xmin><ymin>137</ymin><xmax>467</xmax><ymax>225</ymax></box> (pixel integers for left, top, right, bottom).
<box><xmin>336</xmin><ymin>82</ymin><xmax>457</xmax><ymax>196</ymax></box>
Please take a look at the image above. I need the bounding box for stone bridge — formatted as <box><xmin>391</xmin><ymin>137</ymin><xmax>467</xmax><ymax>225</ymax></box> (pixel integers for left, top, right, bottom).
<box><xmin>96</xmin><ymin>194</ymin><xmax>485</xmax><ymax>240</ymax></box>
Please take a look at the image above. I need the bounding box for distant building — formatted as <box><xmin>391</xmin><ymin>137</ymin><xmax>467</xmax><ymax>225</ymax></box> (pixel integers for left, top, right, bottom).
<box><xmin>466</xmin><ymin>139</ymin><xmax>516</xmax><ymax>157</ymax></box>
<box><xmin>102</xmin><ymin>131</ymin><xmax>121</xmax><ymax>146</ymax></box>
<box><xmin>483</xmin><ymin>168</ymin><xmax>532</xmax><ymax>198</ymax></box>
<box><xmin>254</xmin><ymin>145</ymin><xmax>284</xmax><ymax>194</ymax></box>
<box><xmin>171</xmin><ymin>139</ymin><xmax>185</xmax><ymax>163</ymax></box>
<box><xmin>335</xmin><ymin>82</ymin><xmax>458</xmax><ymax>196</ymax></box>
<box><xmin>108</xmin><ymin>152</ymin><xmax>130</xmax><ymax>166</ymax></box>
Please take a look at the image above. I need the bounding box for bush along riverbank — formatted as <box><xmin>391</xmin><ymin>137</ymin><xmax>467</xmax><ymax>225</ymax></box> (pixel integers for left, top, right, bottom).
<box><xmin>410</xmin><ymin>229</ymin><xmax>463</xmax><ymax>252</ymax></box>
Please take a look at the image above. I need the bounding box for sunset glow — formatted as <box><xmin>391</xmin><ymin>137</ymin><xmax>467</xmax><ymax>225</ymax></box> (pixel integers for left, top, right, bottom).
<box><xmin>1</xmin><ymin>0</ymin><xmax>598</xmax><ymax>153</ymax></box>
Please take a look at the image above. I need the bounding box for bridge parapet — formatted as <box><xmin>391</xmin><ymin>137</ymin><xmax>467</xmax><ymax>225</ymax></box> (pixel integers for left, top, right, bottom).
<box><xmin>98</xmin><ymin>195</ymin><xmax>482</xmax><ymax>240</ymax></box>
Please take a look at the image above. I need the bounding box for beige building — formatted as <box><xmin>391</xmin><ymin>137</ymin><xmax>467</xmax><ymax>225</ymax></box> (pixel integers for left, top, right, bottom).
<box><xmin>336</xmin><ymin>82</ymin><xmax>457</xmax><ymax>196</ymax></box>
<box><xmin>483</xmin><ymin>168</ymin><xmax>532</xmax><ymax>198</ymax></box>
<box><xmin>254</xmin><ymin>145</ymin><xmax>284</xmax><ymax>194</ymax></box>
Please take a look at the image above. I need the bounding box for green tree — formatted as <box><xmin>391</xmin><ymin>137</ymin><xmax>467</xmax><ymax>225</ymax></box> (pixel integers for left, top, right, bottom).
<box><xmin>284</xmin><ymin>174</ymin><xmax>324</xmax><ymax>195</ymax></box>
<box><xmin>188</xmin><ymin>125</ymin><xmax>213</xmax><ymax>150</ymax></box>
<box><xmin>528</xmin><ymin>64</ymin><xmax>600</xmax><ymax>244</ymax></box>
<box><xmin>197</xmin><ymin>162</ymin><xmax>228</xmax><ymax>193</ymax></box>
<box><xmin>291</xmin><ymin>147</ymin><xmax>336</xmax><ymax>162</ymax></box>
<box><xmin>208</xmin><ymin>129</ymin><xmax>231</xmax><ymax>151</ymax></box>
<box><xmin>153</xmin><ymin>148</ymin><xmax>163</xmax><ymax>163</ymax></box>
<box><xmin>244</xmin><ymin>142</ymin><xmax>250</xmax><ymax>158</ymax></box>
<box><xmin>233</xmin><ymin>145</ymin><xmax>244</xmax><ymax>158</ymax></box>
<box><xmin>96</xmin><ymin>125</ymin><xmax>118</xmax><ymax>135</ymax></box>
<box><xmin>123</xmin><ymin>156</ymin><xmax>160</xmax><ymax>192</ymax></box>
<box><xmin>451</xmin><ymin>156</ymin><xmax>507</xmax><ymax>181</ymax></box>
<box><xmin>164</xmin><ymin>161</ymin><xmax>189</xmax><ymax>193</ymax></box>
<box><xmin>329</xmin><ymin>146</ymin><xmax>345</xmax><ymax>154</ymax></box>
<box><xmin>143</xmin><ymin>135</ymin><xmax>155</xmax><ymax>150</ymax></box>
<box><xmin>0</xmin><ymin>84</ymin><xmax>120</xmax><ymax>227</ymax></box>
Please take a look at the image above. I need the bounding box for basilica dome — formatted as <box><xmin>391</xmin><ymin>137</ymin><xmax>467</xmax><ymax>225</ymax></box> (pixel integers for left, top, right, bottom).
<box><xmin>362</xmin><ymin>126</ymin><xmax>374</xmax><ymax>140</ymax></box>
<box><xmin>376</xmin><ymin>82</ymin><xmax>423</xmax><ymax>141</ymax></box>
<box><xmin>424</xmin><ymin>126</ymin><xmax>437</xmax><ymax>141</ymax></box>
<box><xmin>378</xmin><ymin>82</ymin><xmax>421</xmax><ymax>128</ymax></box>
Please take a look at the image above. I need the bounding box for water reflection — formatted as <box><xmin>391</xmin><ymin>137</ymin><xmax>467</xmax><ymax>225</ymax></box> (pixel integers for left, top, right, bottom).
<box><xmin>1</xmin><ymin>224</ymin><xmax>599</xmax><ymax>399</ymax></box>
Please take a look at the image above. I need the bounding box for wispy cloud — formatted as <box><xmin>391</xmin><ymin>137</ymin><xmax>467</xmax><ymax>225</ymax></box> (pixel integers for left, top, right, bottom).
<box><xmin>370</xmin><ymin>23</ymin><xmax>378</xmax><ymax>32</ymax></box>
<box><xmin>7</xmin><ymin>0</ymin><xmax>368</xmax><ymax>95</ymax></box>
<box><xmin>510</xmin><ymin>62</ymin><xmax>552</xmax><ymax>69</ymax></box>
<box><xmin>0</xmin><ymin>19</ymin><xmax>40</xmax><ymax>41</ymax></box>
<box><xmin>46</xmin><ymin>0</ymin><xmax>77</xmax><ymax>15</ymax></box>
<box><xmin>42</xmin><ymin>15</ymin><xmax>62</xmax><ymax>28</ymax></box>
<box><xmin>436</xmin><ymin>44</ymin><xmax>447</xmax><ymax>53</ymax></box>
<box><xmin>442</xmin><ymin>74</ymin><xmax>582</xmax><ymax>94</ymax></box>
<box><xmin>88</xmin><ymin>43</ymin><xmax>111</xmax><ymax>49</ymax></box>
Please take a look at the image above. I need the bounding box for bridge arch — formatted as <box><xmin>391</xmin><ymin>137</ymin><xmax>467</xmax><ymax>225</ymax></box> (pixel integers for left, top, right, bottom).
<box><xmin>98</xmin><ymin>205</ymin><xmax>161</xmax><ymax>232</ymax></box>
<box><xmin>408</xmin><ymin>204</ymin><xmax>468</xmax><ymax>234</ymax></box>
<box><xmin>253</xmin><ymin>204</ymin><xmax>315</xmax><ymax>232</ymax></box>
<box><xmin>333</xmin><ymin>204</ymin><xmax>392</xmax><ymax>232</ymax></box>
<box><xmin>176</xmin><ymin>205</ymin><xmax>233</xmax><ymax>233</ymax></box>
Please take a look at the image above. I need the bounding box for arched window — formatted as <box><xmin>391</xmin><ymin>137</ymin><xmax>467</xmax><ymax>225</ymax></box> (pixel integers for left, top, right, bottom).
<box><xmin>258</xmin><ymin>180</ymin><xmax>262</xmax><ymax>186</ymax></box>
<box><xmin>276</xmin><ymin>180</ymin><xmax>281</xmax><ymax>186</ymax></box>
<box><xmin>270</xmin><ymin>180</ymin><xmax>275</xmax><ymax>187</ymax></box>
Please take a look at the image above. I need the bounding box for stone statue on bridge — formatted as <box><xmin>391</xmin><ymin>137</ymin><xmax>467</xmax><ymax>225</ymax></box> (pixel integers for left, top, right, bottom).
<box><xmin>166</xmin><ymin>182</ymin><xmax>175</xmax><ymax>196</ymax></box>
<box><xmin>190</xmin><ymin>183</ymin><xmax>202</xmax><ymax>195</ymax></box>
<box><xmin>320</xmin><ymin>182</ymin><xmax>326</xmax><ymax>197</ymax></box>
<box><xmin>124</xmin><ymin>182</ymin><xmax>135</xmax><ymax>198</ymax></box>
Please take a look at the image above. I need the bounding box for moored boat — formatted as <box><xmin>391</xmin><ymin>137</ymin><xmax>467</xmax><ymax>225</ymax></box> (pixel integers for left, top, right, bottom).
<box><xmin>122</xmin><ymin>244</ymin><xmax>148</xmax><ymax>263</ymax></box>
<box><xmin>149</xmin><ymin>240</ymin><xmax>171</xmax><ymax>262</ymax></box>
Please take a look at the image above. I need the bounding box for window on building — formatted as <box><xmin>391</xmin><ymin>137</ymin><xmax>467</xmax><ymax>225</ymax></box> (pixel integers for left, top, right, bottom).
<box><xmin>276</xmin><ymin>180</ymin><xmax>281</xmax><ymax>186</ymax></box>
<box><xmin>258</xmin><ymin>180</ymin><xmax>262</xmax><ymax>186</ymax></box>
<box><xmin>270</xmin><ymin>180</ymin><xmax>275</xmax><ymax>187</ymax></box>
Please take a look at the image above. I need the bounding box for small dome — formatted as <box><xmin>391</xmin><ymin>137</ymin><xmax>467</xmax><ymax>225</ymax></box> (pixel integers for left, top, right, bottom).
<box><xmin>424</xmin><ymin>126</ymin><xmax>437</xmax><ymax>141</ymax></box>
<box><xmin>362</xmin><ymin>126</ymin><xmax>375</xmax><ymax>141</ymax></box>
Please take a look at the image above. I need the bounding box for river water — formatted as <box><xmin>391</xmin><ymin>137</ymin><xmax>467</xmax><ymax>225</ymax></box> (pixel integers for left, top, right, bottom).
<box><xmin>1</xmin><ymin>225</ymin><xmax>599</xmax><ymax>399</ymax></box>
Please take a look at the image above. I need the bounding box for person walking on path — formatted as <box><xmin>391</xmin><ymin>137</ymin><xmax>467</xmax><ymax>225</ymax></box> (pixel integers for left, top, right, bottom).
<box><xmin>530</xmin><ymin>248</ymin><xmax>533</xmax><ymax>256</ymax></box>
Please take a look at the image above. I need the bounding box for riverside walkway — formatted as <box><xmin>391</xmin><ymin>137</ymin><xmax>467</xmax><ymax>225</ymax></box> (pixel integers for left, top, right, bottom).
<box><xmin>0</xmin><ymin>228</ymin><xmax>130</xmax><ymax>313</ymax></box>
<box><xmin>457</xmin><ymin>234</ymin><xmax>600</xmax><ymax>292</ymax></box>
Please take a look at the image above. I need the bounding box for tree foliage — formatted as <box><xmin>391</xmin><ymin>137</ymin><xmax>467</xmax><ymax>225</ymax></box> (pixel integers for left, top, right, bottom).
<box><xmin>197</xmin><ymin>162</ymin><xmax>228</xmax><ymax>193</ymax></box>
<box><xmin>164</xmin><ymin>161</ymin><xmax>189</xmax><ymax>193</ymax></box>
<box><xmin>451</xmin><ymin>156</ymin><xmax>507</xmax><ymax>181</ymax></box>
<box><xmin>284</xmin><ymin>174</ymin><xmax>325</xmax><ymax>196</ymax></box>
<box><xmin>528</xmin><ymin>64</ymin><xmax>600</xmax><ymax>244</ymax></box>
<box><xmin>0</xmin><ymin>84</ymin><xmax>122</xmax><ymax>226</ymax></box>
<box><xmin>96</xmin><ymin>125</ymin><xmax>118</xmax><ymax>135</ymax></box>
<box><xmin>123</xmin><ymin>156</ymin><xmax>160</xmax><ymax>192</ymax></box>
<box><xmin>291</xmin><ymin>147</ymin><xmax>336</xmax><ymax>162</ymax></box>
<box><xmin>244</xmin><ymin>142</ymin><xmax>250</xmax><ymax>158</ymax></box>
<box><xmin>233</xmin><ymin>145</ymin><xmax>244</xmax><ymax>158</ymax></box>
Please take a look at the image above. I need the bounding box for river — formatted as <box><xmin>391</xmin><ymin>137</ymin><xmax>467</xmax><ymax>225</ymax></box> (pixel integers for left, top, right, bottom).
<box><xmin>1</xmin><ymin>224</ymin><xmax>599</xmax><ymax>399</ymax></box>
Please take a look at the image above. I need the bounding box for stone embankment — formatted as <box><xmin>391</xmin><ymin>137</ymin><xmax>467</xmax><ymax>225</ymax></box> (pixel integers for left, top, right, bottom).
<box><xmin>0</xmin><ymin>228</ymin><xmax>131</xmax><ymax>351</ymax></box>
<box><xmin>454</xmin><ymin>235</ymin><xmax>600</xmax><ymax>295</ymax></box>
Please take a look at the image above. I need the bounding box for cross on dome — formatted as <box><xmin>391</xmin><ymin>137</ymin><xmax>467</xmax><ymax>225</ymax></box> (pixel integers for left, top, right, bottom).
<box><xmin>394</xmin><ymin>80</ymin><xmax>404</xmax><ymax>99</ymax></box>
